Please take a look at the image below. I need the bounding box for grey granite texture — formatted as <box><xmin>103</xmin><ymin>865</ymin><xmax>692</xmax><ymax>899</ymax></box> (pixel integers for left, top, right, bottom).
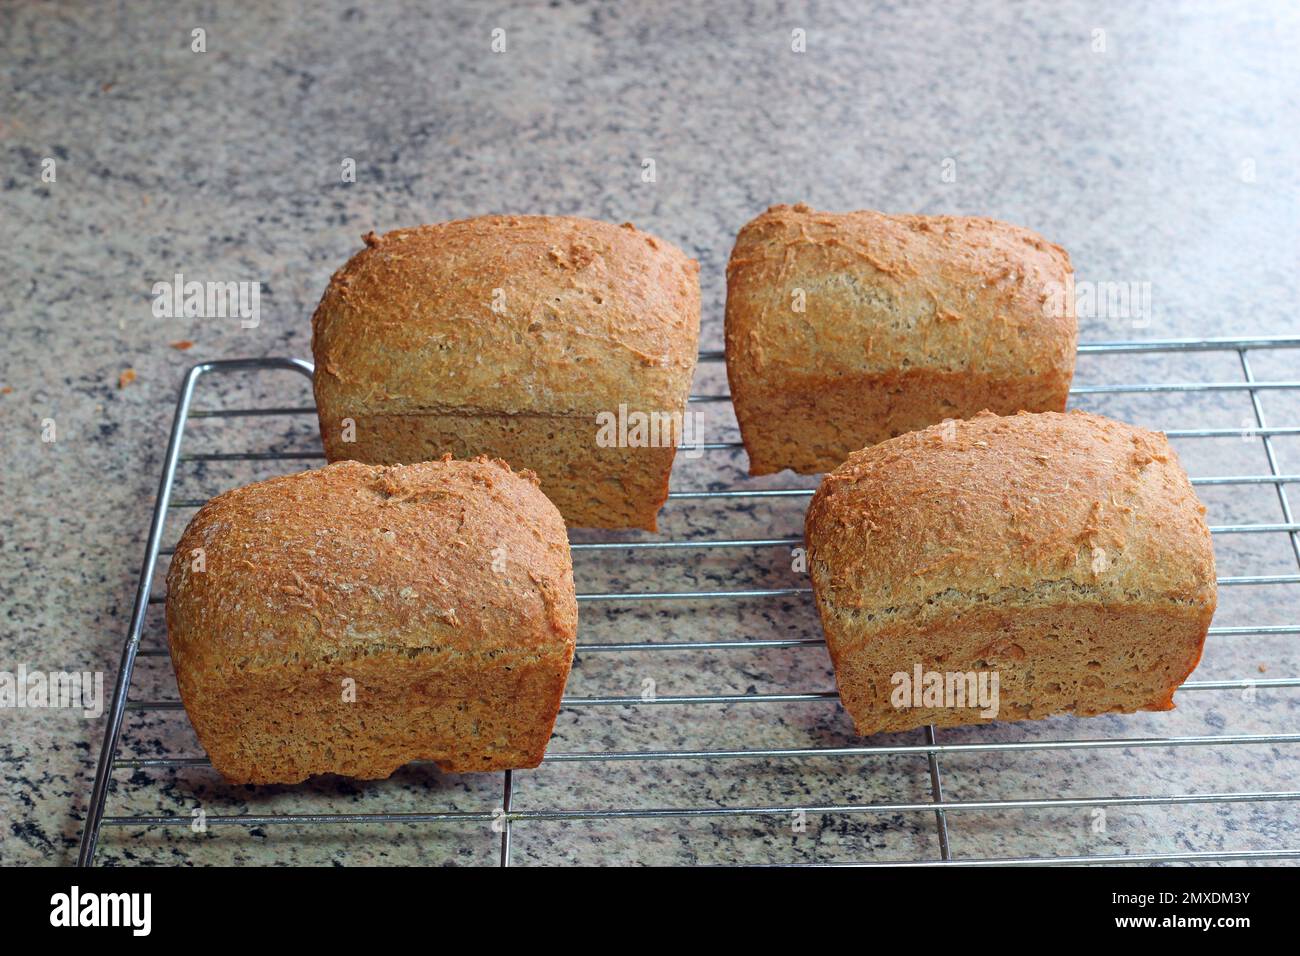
<box><xmin>1</xmin><ymin>0</ymin><xmax>1299</xmax><ymax>866</ymax></box>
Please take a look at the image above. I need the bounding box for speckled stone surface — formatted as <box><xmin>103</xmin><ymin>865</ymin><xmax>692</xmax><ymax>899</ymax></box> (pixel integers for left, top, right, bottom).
<box><xmin>2</xmin><ymin>0</ymin><xmax>1298</xmax><ymax>866</ymax></box>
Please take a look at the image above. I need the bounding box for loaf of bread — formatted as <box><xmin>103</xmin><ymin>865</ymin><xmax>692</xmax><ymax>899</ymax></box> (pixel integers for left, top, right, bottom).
<box><xmin>726</xmin><ymin>204</ymin><xmax>1077</xmax><ymax>475</ymax></box>
<box><xmin>312</xmin><ymin>215</ymin><xmax>701</xmax><ymax>531</ymax></box>
<box><xmin>805</xmin><ymin>411</ymin><xmax>1216</xmax><ymax>736</ymax></box>
<box><xmin>165</xmin><ymin>457</ymin><xmax>577</xmax><ymax>783</ymax></box>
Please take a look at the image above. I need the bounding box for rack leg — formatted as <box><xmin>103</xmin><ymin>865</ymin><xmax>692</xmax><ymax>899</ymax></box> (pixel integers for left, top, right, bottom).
<box><xmin>923</xmin><ymin>725</ymin><xmax>952</xmax><ymax>861</ymax></box>
<box><xmin>499</xmin><ymin>769</ymin><xmax>514</xmax><ymax>867</ymax></box>
<box><xmin>78</xmin><ymin>364</ymin><xmax>207</xmax><ymax>865</ymax></box>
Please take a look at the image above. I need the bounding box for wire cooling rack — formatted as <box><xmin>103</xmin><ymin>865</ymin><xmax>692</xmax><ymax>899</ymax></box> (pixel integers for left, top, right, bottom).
<box><xmin>79</xmin><ymin>337</ymin><xmax>1300</xmax><ymax>866</ymax></box>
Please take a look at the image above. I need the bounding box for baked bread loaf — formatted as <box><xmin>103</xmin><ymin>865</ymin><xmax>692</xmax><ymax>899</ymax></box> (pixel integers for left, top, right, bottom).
<box><xmin>805</xmin><ymin>411</ymin><xmax>1216</xmax><ymax>736</ymax></box>
<box><xmin>165</xmin><ymin>457</ymin><xmax>577</xmax><ymax>783</ymax></box>
<box><xmin>312</xmin><ymin>215</ymin><xmax>701</xmax><ymax>531</ymax></box>
<box><xmin>725</xmin><ymin>204</ymin><xmax>1077</xmax><ymax>475</ymax></box>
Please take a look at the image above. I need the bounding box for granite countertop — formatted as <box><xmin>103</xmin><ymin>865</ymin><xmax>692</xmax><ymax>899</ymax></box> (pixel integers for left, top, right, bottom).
<box><xmin>2</xmin><ymin>0</ymin><xmax>1298</xmax><ymax>866</ymax></box>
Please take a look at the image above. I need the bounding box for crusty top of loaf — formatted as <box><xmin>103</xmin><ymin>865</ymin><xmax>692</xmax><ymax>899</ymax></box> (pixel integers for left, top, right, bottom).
<box><xmin>725</xmin><ymin>203</ymin><xmax>1075</xmax><ymax>385</ymax></box>
<box><xmin>312</xmin><ymin>216</ymin><xmax>700</xmax><ymax>417</ymax></box>
<box><xmin>805</xmin><ymin>411</ymin><xmax>1216</xmax><ymax>617</ymax></box>
<box><xmin>165</xmin><ymin>458</ymin><xmax>577</xmax><ymax>677</ymax></box>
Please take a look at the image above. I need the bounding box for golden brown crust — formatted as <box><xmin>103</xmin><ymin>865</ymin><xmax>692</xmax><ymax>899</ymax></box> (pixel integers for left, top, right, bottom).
<box><xmin>311</xmin><ymin>216</ymin><xmax>701</xmax><ymax>529</ymax></box>
<box><xmin>805</xmin><ymin>411</ymin><xmax>1217</xmax><ymax>735</ymax></box>
<box><xmin>725</xmin><ymin>204</ymin><xmax>1077</xmax><ymax>474</ymax></box>
<box><xmin>165</xmin><ymin>457</ymin><xmax>578</xmax><ymax>782</ymax></box>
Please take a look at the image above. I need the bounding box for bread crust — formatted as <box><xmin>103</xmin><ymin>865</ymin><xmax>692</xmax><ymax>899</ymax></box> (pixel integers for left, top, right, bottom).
<box><xmin>165</xmin><ymin>457</ymin><xmax>578</xmax><ymax>783</ymax></box>
<box><xmin>725</xmin><ymin>204</ymin><xmax>1077</xmax><ymax>474</ymax></box>
<box><xmin>805</xmin><ymin>411</ymin><xmax>1216</xmax><ymax>735</ymax></box>
<box><xmin>312</xmin><ymin>216</ymin><xmax>701</xmax><ymax>529</ymax></box>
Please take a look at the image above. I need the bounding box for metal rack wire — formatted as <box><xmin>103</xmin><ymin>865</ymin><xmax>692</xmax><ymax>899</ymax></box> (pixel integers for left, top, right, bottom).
<box><xmin>78</xmin><ymin>337</ymin><xmax>1300</xmax><ymax>866</ymax></box>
